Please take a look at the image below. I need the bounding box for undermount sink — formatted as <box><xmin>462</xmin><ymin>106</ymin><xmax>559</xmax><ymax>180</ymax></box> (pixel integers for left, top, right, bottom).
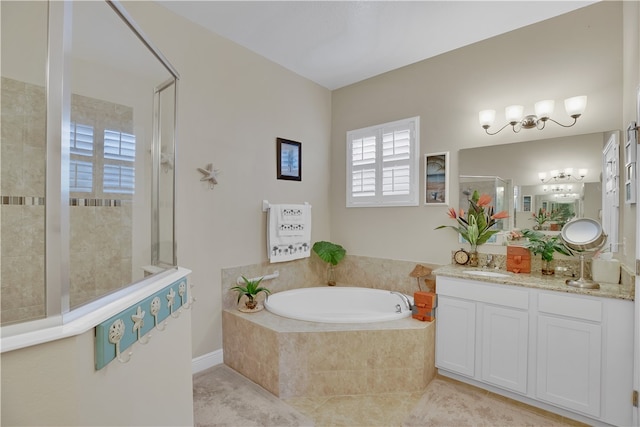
<box><xmin>463</xmin><ymin>270</ymin><xmax>510</xmax><ymax>278</ymax></box>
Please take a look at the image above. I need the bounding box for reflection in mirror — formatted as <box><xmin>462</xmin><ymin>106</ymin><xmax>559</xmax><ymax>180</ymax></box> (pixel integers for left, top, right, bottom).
<box><xmin>459</xmin><ymin>176</ymin><xmax>510</xmax><ymax>237</ymax></box>
<box><xmin>459</xmin><ymin>133</ymin><xmax>604</xmax><ymax>232</ymax></box>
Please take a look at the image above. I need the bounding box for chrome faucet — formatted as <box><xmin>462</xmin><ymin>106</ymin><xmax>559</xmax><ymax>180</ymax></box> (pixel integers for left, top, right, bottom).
<box><xmin>485</xmin><ymin>254</ymin><xmax>495</xmax><ymax>269</ymax></box>
<box><xmin>390</xmin><ymin>291</ymin><xmax>412</xmax><ymax>311</ymax></box>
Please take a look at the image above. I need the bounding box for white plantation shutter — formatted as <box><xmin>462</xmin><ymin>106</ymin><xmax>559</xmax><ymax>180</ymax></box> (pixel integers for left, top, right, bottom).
<box><xmin>347</xmin><ymin>117</ymin><xmax>419</xmax><ymax>207</ymax></box>
<box><xmin>103</xmin><ymin>129</ymin><xmax>135</xmax><ymax>194</ymax></box>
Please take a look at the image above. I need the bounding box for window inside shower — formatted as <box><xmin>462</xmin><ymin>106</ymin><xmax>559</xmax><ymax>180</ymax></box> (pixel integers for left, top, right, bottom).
<box><xmin>0</xmin><ymin>1</ymin><xmax>178</xmax><ymax>327</ymax></box>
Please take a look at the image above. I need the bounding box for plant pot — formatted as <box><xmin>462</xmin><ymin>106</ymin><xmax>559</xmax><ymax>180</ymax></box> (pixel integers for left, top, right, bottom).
<box><xmin>468</xmin><ymin>245</ymin><xmax>479</xmax><ymax>267</ymax></box>
<box><xmin>541</xmin><ymin>259</ymin><xmax>555</xmax><ymax>275</ymax></box>
<box><xmin>327</xmin><ymin>265</ymin><xmax>336</xmax><ymax>286</ymax></box>
<box><xmin>245</xmin><ymin>299</ymin><xmax>258</xmax><ymax>310</ymax></box>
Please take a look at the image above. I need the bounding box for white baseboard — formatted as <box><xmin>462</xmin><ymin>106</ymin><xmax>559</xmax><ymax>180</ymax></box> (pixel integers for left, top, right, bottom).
<box><xmin>192</xmin><ymin>349</ymin><xmax>223</xmax><ymax>374</ymax></box>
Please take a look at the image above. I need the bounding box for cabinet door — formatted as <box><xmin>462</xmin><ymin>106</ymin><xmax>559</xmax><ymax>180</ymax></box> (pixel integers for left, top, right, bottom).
<box><xmin>536</xmin><ymin>315</ymin><xmax>602</xmax><ymax>417</ymax></box>
<box><xmin>436</xmin><ymin>296</ymin><xmax>476</xmax><ymax>377</ymax></box>
<box><xmin>481</xmin><ymin>305</ymin><xmax>528</xmax><ymax>394</ymax></box>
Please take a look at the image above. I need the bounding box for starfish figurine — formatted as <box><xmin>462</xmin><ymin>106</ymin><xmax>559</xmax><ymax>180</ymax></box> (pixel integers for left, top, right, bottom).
<box><xmin>197</xmin><ymin>163</ymin><xmax>220</xmax><ymax>188</ymax></box>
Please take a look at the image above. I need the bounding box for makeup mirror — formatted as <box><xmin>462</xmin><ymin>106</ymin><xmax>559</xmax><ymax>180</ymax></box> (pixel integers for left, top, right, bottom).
<box><xmin>561</xmin><ymin>218</ymin><xmax>607</xmax><ymax>289</ymax></box>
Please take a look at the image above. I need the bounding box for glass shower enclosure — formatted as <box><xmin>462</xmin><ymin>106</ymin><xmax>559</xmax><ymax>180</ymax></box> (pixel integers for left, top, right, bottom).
<box><xmin>1</xmin><ymin>1</ymin><xmax>178</xmax><ymax>327</ymax></box>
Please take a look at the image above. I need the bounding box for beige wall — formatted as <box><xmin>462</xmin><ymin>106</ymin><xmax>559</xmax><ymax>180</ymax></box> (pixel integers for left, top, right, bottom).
<box><xmin>1</xmin><ymin>310</ymin><xmax>194</xmax><ymax>426</ymax></box>
<box><xmin>121</xmin><ymin>2</ymin><xmax>333</xmax><ymax>358</ymax></box>
<box><xmin>331</xmin><ymin>2</ymin><xmax>628</xmax><ymax>267</ymax></box>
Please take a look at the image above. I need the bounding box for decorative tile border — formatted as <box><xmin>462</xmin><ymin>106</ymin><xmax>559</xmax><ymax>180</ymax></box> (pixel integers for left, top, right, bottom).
<box><xmin>0</xmin><ymin>196</ymin><xmax>126</xmax><ymax>207</ymax></box>
<box><xmin>69</xmin><ymin>198</ymin><xmax>123</xmax><ymax>207</ymax></box>
<box><xmin>1</xmin><ymin>196</ymin><xmax>45</xmax><ymax>206</ymax></box>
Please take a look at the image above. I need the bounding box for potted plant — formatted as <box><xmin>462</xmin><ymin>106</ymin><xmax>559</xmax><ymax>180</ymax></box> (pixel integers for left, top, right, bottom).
<box><xmin>312</xmin><ymin>241</ymin><xmax>346</xmax><ymax>286</ymax></box>
<box><xmin>521</xmin><ymin>229</ymin><xmax>573</xmax><ymax>275</ymax></box>
<box><xmin>230</xmin><ymin>276</ymin><xmax>271</xmax><ymax>311</ymax></box>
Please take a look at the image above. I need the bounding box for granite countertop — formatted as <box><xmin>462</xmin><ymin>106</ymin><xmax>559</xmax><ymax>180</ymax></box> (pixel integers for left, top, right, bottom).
<box><xmin>434</xmin><ymin>264</ymin><xmax>634</xmax><ymax>301</ymax></box>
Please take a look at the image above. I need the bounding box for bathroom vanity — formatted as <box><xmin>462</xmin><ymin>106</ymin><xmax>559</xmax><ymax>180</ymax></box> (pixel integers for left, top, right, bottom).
<box><xmin>434</xmin><ymin>266</ymin><xmax>634</xmax><ymax>427</ymax></box>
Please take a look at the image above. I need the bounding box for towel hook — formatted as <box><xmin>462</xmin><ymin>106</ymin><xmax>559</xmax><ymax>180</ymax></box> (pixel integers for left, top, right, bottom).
<box><xmin>131</xmin><ymin>306</ymin><xmax>151</xmax><ymax>345</ymax></box>
<box><xmin>168</xmin><ymin>288</ymin><xmax>180</xmax><ymax>318</ymax></box>
<box><xmin>178</xmin><ymin>282</ymin><xmax>193</xmax><ymax>310</ymax></box>
<box><xmin>108</xmin><ymin>319</ymin><xmax>132</xmax><ymax>363</ymax></box>
<box><xmin>150</xmin><ymin>296</ymin><xmax>166</xmax><ymax>331</ymax></box>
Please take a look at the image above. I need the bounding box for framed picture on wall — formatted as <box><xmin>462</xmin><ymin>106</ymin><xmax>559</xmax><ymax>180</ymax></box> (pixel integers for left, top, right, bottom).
<box><xmin>276</xmin><ymin>138</ymin><xmax>301</xmax><ymax>181</ymax></box>
<box><xmin>424</xmin><ymin>152</ymin><xmax>449</xmax><ymax>205</ymax></box>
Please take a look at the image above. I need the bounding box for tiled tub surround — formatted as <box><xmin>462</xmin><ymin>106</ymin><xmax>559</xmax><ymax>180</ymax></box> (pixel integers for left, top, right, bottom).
<box><xmin>223</xmin><ymin>309</ymin><xmax>435</xmax><ymax>399</ymax></box>
<box><xmin>221</xmin><ymin>255</ymin><xmax>439</xmax><ymax>399</ymax></box>
<box><xmin>1</xmin><ymin>77</ymin><xmax>135</xmax><ymax>324</ymax></box>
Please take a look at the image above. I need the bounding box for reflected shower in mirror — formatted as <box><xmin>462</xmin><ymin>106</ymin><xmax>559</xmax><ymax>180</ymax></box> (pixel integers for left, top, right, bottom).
<box><xmin>459</xmin><ymin>132</ymin><xmax>604</xmax><ymax>231</ymax></box>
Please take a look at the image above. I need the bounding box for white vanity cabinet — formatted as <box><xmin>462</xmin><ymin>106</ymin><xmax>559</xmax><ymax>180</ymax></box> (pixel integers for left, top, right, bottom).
<box><xmin>536</xmin><ymin>292</ymin><xmax>602</xmax><ymax>417</ymax></box>
<box><xmin>436</xmin><ymin>276</ymin><xmax>530</xmax><ymax>394</ymax></box>
<box><xmin>435</xmin><ymin>275</ymin><xmax>634</xmax><ymax>426</ymax></box>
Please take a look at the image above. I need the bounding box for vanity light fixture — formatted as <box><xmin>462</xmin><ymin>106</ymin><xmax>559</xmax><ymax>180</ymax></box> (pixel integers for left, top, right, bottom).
<box><xmin>479</xmin><ymin>95</ymin><xmax>587</xmax><ymax>135</ymax></box>
<box><xmin>539</xmin><ymin>168</ymin><xmax>587</xmax><ymax>184</ymax></box>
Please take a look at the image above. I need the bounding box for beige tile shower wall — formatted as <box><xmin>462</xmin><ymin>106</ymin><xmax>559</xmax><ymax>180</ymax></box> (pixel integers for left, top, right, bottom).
<box><xmin>1</xmin><ymin>77</ymin><xmax>46</xmax><ymax>324</ymax></box>
<box><xmin>1</xmin><ymin>77</ymin><xmax>135</xmax><ymax>321</ymax></box>
<box><xmin>69</xmin><ymin>203</ymin><xmax>133</xmax><ymax>308</ymax></box>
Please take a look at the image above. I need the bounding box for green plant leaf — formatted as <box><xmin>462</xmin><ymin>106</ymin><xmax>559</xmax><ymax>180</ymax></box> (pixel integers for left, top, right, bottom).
<box><xmin>312</xmin><ymin>241</ymin><xmax>346</xmax><ymax>266</ymax></box>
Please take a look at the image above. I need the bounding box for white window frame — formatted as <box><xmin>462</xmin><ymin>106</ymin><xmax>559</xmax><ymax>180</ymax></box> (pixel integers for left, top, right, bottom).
<box><xmin>346</xmin><ymin>116</ymin><xmax>420</xmax><ymax>207</ymax></box>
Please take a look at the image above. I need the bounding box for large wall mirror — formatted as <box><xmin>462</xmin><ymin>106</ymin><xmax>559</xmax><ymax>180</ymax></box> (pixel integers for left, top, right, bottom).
<box><xmin>459</xmin><ymin>132</ymin><xmax>605</xmax><ymax>234</ymax></box>
<box><xmin>1</xmin><ymin>0</ymin><xmax>178</xmax><ymax>325</ymax></box>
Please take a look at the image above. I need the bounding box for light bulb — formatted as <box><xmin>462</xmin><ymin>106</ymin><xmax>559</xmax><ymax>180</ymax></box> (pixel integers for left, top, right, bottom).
<box><xmin>505</xmin><ymin>105</ymin><xmax>524</xmax><ymax>125</ymax></box>
<box><xmin>478</xmin><ymin>110</ymin><xmax>496</xmax><ymax>128</ymax></box>
<box><xmin>564</xmin><ymin>96</ymin><xmax>587</xmax><ymax>118</ymax></box>
<box><xmin>535</xmin><ymin>100</ymin><xmax>555</xmax><ymax>119</ymax></box>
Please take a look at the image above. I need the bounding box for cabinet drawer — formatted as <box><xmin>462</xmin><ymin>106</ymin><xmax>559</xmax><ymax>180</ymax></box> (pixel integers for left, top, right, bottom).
<box><xmin>538</xmin><ymin>292</ymin><xmax>602</xmax><ymax>322</ymax></box>
<box><xmin>437</xmin><ymin>277</ymin><xmax>528</xmax><ymax>309</ymax></box>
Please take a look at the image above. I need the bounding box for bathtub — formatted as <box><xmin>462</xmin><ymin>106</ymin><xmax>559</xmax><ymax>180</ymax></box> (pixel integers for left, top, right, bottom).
<box><xmin>264</xmin><ymin>286</ymin><xmax>413</xmax><ymax>323</ymax></box>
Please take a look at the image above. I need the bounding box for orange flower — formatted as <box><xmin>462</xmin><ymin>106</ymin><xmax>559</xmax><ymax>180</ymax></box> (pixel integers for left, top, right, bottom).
<box><xmin>477</xmin><ymin>193</ymin><xmax>492</xmax><ymax>207</ymax></box>
<box><xmin>447</xmin><ymin>207</ymin><xmax>457</xmax><ymax>219</ymax></box>
<box><xmin>459</xmin><ymin>209</ymin><xmax>465</xmax><ymax>218</ymax></box>
<box><xmin>491</xmin><ymin>210</ymin><xmax>509</xmax><ymax>220</ymax></box>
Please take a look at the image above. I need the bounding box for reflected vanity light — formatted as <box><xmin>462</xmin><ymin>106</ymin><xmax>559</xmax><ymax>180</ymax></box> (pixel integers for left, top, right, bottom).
<box><xmin>539</xmin><ymin>168</ymin><xmax>587</xmax><ymax>183</ymax></box>
<box><xmin>479</xmin><ymin>95</ymin><xmax>587</xmax><ymax>135</ymax></box>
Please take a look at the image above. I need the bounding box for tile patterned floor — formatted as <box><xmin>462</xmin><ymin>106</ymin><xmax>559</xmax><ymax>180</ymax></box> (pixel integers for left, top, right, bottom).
<box><xmin>194</xmin><ymin>365</ymin><xmax>588</xmax><ymax>427</ymax></box>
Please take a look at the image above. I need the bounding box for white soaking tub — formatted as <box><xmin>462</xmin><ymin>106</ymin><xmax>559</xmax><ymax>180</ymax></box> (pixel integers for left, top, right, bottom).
<box><xmin>264</xmin><ymin>286</ymin><xmax>413</xmax><ymax>323</ymax></box>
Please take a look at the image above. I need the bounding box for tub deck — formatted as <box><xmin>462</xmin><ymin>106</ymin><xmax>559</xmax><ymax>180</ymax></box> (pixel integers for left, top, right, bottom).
<box><xmin>222</xmin><ymin>308</ymin><xmax>436</xmax><ymax>398</ymax></box>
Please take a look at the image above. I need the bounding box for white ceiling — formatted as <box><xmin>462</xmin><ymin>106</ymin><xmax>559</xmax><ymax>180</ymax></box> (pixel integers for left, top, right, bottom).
<box><xmin>157</xmin><ymin>1</ymin><xmax>597</xmax><ymax>90</ymax></box>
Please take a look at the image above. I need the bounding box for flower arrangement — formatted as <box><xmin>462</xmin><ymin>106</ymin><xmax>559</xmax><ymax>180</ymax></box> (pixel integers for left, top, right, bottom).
<box><xmin>506</xmin><ymin>229</ymin><xmax>524</xmax><ymax>242</ymax></box>
<box><xmin>436</xmin><ymin>190</ymin><xmax>509</xmax><ymax>251</ymax></box>
<box><xmin>531</xmin><ymin>208</ymin><xmax>555</xmax><ymax>228</ymax></box>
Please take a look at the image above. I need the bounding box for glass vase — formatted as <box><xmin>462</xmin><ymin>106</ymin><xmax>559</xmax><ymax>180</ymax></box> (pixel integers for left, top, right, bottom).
<box><xmin>541</xmin><ymin>259</ymin><xmax>555</xmax><ymax>275</ymax></box>
<box><xmin>327</xmin><ymin>264</ymin><xmax>337</xmax><ymax>286</ymax></box>
<box><xmin>469</xmin><ymin>245</ymin><xmax>479</xmax><ymax>267</ymax></box>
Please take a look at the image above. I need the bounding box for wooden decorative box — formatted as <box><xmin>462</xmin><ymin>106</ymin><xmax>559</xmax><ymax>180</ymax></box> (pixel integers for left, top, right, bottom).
<box><xmin>506</xmin><ymin>245</ymin><xmax>531</xmax><ymax>274</ymax></box>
